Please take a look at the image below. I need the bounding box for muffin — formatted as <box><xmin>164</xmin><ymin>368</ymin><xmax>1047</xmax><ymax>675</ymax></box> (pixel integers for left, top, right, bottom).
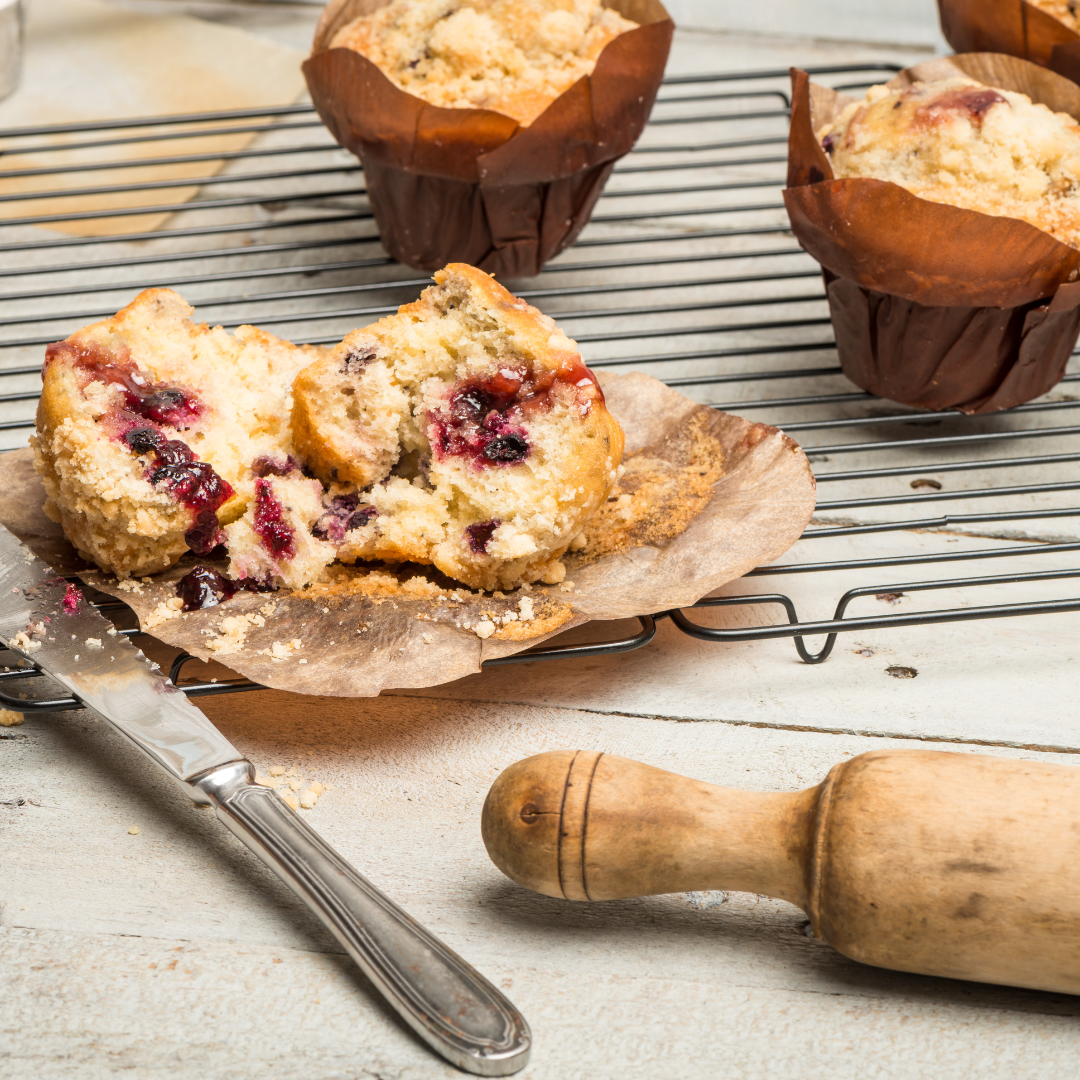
<box><xmin>329</xmin><ymin>0</ymin><xmax>638</xmax><ymax>126</ymax></box>
<box><xmin>785</xmin><ymin>56</ymin><xmax>1080</xmax><ymax>414</ymax></box>
<box><xmin>302</xmin><ymin>0</ymin><xmax>673</xmax><ymax>276</ymax></box>
<box><xmin>34</xmin><ymin>265</ymin><xmax>624</xmax><ymax>594</ymax></box>
<box><xmin>32</xmin><ymin>289</ymin><xmax>322</xmax><ymax>577</ymax></box>
<box><xmin>291</xmin><ymin>262</ymin><xmax>625</xmax><ymax>591</ymax></box>
<box><xmin>938</xmin><ymin>0</ymin><xmax>1080</xmax><ymax>85</ymax></box>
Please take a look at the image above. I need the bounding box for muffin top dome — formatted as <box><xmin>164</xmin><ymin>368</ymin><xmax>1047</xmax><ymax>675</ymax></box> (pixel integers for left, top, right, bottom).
<box><xmin>329</xmin><ymin>0</ymin><xmax>637</xmax><ymax>125</ymax></box>
<box><xmin>818</xmin><ymin>76</ymin><xmax>1080</xmax><ymax>248</ymax></box>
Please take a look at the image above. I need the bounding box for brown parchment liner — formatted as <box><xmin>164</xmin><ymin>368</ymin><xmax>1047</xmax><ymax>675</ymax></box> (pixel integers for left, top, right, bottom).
<box><xmin>0</xmin><ymin>374</ymin><xmax>814</xmax><ymax>698</ymax></box>
<box><xmin>938</xmin><ymin>0</ymin><xmax>1080</xmax><ymax>86</ymax></box>
<box><xmin>784</xmin><ymin>56</ymin><xmax>1080</xmax><ymax>414</ymax></box>
<box><xmin>301</xmin><ymin>0</ymin><xmax>673</xmax><ymax>277</ymax></box>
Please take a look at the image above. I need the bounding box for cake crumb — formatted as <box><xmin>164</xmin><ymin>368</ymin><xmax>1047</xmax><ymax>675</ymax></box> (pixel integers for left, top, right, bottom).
<box><xmin>11</xmin><ymin>631</ymin><xmax>40</xmax><ymax>652</ymax></box>
<box><xmin>283</xmin><ymin>794</ymin><xmax>300</xmax><ymax>811</ymax></box>
<box><xmin>541</xmin><ymin>561</ymin><xmax>566</xmax><ymax>585</ymax></box>
<box><xmin>144</xmin><ymin>596</ymin><xmax>184</xmax><ymax>631</ymax></box>
<box><xmin>568</xmin><ymin>532</ymin><xmax>587</xmax><ymax>551</ymax></box>
<box><xmin>254</xmin><ymin>773</ymin><xmax>276</xmax><ymax>788</ymax></box>
<box><xmin>128</xmin><ymin>825</ymin><xmax>140</xmax><ymax>835</ymax></box>
<box><xmin>474</xmin><ymin>619</ymin><xmax>496</xmax><ymax>639</ymax></box>
<box><xmin>422</xmin><ymin>632</ymin><xmax>433</xmax><ymax>644</ymax></box>
<box><xmin>518</xmin><ymin>597</ymin><xmax>535</xmax><ymax>621</ymax></box>
<box><xmin>0</xmin><ymin>709</ymin><xmax>23</xmax><ymax>726</ymax></box>
<box><xmin>116</xmin><ymin>579</ymin><xmax>144</xmax><ymax>595</ymax></box>
<box><xmin>85</xmin><ymin>637</ymin><xmax>103</xmax><ymax>650</ymax></box>
<box><xmin>269</xmin><ymin>765</ymin><xmax>286</xmax><ymax>776</ymax></box>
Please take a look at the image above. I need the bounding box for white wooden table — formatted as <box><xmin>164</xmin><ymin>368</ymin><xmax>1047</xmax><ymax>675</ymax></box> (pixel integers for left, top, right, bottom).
<box><xmin>4</xmin><ymin>8</ymin><xmax>1080</xmax><ymax>1079</ymax></box>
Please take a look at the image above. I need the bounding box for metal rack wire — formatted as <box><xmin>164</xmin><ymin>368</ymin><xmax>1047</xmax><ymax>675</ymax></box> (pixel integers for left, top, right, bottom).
<box><xmin>2</xmin><ymin>62</ymin><xmax>1078</xmax><ymax>711</ymax></box>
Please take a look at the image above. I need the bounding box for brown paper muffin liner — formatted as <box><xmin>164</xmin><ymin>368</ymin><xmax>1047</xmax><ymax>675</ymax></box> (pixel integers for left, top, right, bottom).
<box><xmin>784</xmin><ymin>57</ymin><xmax>1080</xmax><ymax>414</ymax></box>
<box><xmin>302</xmin><ymin>0</ymin><xmax>673</xmax><ymax>277</ymax></box>
<box><xmin>938</xmin><ymin>0</ymin><xmax>1080</xmax><ymax>85</ymax></box>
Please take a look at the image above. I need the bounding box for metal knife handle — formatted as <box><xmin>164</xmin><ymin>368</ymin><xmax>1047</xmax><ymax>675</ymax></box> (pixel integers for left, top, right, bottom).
<box><xmin>193</xmin><ymin>761</ymin><xmax>530</xmax><ymax>1076</ymax></box>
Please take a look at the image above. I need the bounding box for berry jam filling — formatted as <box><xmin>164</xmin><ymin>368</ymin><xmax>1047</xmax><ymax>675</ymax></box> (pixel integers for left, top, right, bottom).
<box><xmin>175</xmin><ymin>565</ymin><xmax>273</xmax><ymax>612</ymax></box>
<box><xmin>62</xmin><ymin>582</ymin><xmax>82</xmax><ymax>613</ymax></box>
<box><xmin>465</xmin><ymin>520</ymin><xmax>500</xmax><ymax>554</ymax></box>
<box><xmin>252</xmin><ymin>478</ymin><xmax>296</xmax><ymax>561</ymax></box>
<box><xmin>430</xmin><ymin>359</ymin><xmax>600</xmax><ymax>469</ymax></box>
<box><xmin>120</xmin><ymin>426</ymin><xmax>232</xmax><ymax>556</ymax></box>
<box><xmin>913</xmin><ymin>87</ymin><xmax>1007</xmax><ymax>128</ymax></box>
<box><xmin>47</xmin><ymin>342</ymin><xmax>204</xmax><ymax>428</ymax></box>
<box><xmin>251</xmin><ymin>455</ymin><xmax>298</xmax><ymax>478</ymax></box>
<box><xmin>313</xmin><ymin>494</ymin><xmax>377</xmax><ymax>544</ymax></box>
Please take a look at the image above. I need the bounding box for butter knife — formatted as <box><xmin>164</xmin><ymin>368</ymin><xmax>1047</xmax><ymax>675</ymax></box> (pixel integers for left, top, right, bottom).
<box><xmin>0</xmin><ymin>523</ymin><xmax>530</xmax><ymax>1076</ymax></box>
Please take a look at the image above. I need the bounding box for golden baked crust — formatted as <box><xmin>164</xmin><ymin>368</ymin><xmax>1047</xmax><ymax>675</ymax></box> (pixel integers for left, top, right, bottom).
<box><xmin>819</xmin><ymin>77</ymin><xmax>1080</xmax><ymax>248</ymax></box>
<box><xmin>33</xmin><ymin>289</ymin><xmax>321</xmax><ymax>577</ymax></box>
<box><xmin>291</xmin><ymin>263</ymin><xmax>625</xmax><ymax>591</ymax></box>
<box><xmin>329</xmin><ymin>0</ymin><xmax>637</xmax><ymax>125</ymax></box>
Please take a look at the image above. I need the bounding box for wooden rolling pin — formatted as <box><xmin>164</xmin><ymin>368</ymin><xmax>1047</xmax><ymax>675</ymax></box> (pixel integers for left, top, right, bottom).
<box><xmin>482</xmin><ymin>748</ymin><xmax>1080</xmax><ymax>995</ymax></box>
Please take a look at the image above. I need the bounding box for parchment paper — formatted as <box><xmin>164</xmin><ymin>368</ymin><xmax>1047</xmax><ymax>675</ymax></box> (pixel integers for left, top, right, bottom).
<box><xmin>0</xmin><ymin>373</ymin><xmax>815</xmax><ymax>697</ymax></box>
<box><xmin>784</xmin><ymin>57</ymin><xmax>1080</xmax><ymax>413</ymax></box>
<box><xmin>301</xmin><ymin>0</ymin><xmax>673</xmax><ymax>275</ymax></box>
<box><xmin>0</xmin><ymin>0</ymin><xmax>306</xmax><ymax>237</ymax></box>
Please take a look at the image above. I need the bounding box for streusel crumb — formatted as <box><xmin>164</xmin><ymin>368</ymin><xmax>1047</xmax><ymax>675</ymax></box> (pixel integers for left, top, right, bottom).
<box><xmin>329</xmin><ymin>0</ymin><xmax>637</xmax><ymax>125</ymax></box>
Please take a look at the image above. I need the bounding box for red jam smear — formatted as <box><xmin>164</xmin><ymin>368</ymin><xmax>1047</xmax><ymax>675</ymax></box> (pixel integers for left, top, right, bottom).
<box><xmin>45</xmin><ymin>341</ymin><xmax>229</xmax><ymax>556</ymax></box>
<box><xmin>47</xmin><ymin>341</ymin><xmax>204</xmax><ymax>428</ymax></box>
<box><xmin>121</xmin><ymin>427</ymin><xmax>233</xmax><ymax>556</ymax></box>
<box><xmin>913</xmin><ymin>87</ymin><xmax>1007</xmax><ymax>128</ymax></box>
<box><xmin>252</xmin><ymin>478</ymin><xmax>295</xmax><ymax>561</ymax></box>
<box><xmin>465</xmin><ymin>520</ymin><xmax>500</xmax><ymax>554</ymax></box>
<box><xmin>430</xmin><ymin>358</ymin><xmax>600</xmax><ymax>468</ymax></box>
<box><xmin>62</xmin><ymin>582</ymin><xmax>82</xmax><ymax>612</ymax></box>
<box><xmin>175</xmin><ymin>565</ymin><xmax>273</xmax><ymax>611</ymax></box>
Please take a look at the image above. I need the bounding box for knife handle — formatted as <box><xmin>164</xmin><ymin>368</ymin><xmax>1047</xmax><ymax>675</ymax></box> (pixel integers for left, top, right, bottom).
<box><xmin>193</xmin><ymin>761</ymin><xmax>530</xmax><ymax>1077</ymax></box>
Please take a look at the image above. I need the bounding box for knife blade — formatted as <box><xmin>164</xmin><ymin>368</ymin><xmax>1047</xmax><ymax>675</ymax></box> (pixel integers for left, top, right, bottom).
<box><xmin>0</xmin><ymin>523</ymin><xmax>530</xmax><ymax>1076</ymax></box>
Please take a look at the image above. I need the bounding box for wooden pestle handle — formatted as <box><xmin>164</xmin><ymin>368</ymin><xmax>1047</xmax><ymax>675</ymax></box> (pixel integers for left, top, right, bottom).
<box><xmin>482</xmin><ymin>748</ymin><xmax>1080</xmax><ymax>996</ymax></box>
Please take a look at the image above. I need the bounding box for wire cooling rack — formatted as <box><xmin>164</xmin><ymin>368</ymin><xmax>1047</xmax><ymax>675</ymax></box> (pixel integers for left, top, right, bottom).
<box><xmin>2</xmin><ymin>62</ymin><xmax>1079</xmax><ymax>711</ymax></box>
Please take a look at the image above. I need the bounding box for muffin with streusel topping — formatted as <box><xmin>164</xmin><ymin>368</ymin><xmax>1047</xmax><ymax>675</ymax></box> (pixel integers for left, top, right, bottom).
<box><xmin>303</xmin><ymin>0</ymin><xmax>672</xmax><ymax>276</ymax></box>
<box><xmin>330</xmin><ymin>0</ymin><xmax>637</xmax><ymax>126</ymax></box>
<box><xmin>785</xmin><ymin>57</ymin><xmax>1080</xmax><ymax>414</ymax></box>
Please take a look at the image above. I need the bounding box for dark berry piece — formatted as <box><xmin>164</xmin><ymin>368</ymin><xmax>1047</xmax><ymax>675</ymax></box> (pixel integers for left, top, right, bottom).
<box><xmin>483</xmin><ymin>433</ymin><xmax>529</xmax><ymax>463</ymax></box>
<box><xmin>177</xmin><ymin>565</ymin><xmax>235</xmax><ymax>611</ymax></box>
<box><xmin>465</xmin><ymin>519</ymin><xmax>500</xmax><ymax>554</ymax></box>
<box><xmin>251</xmin><ymin>455</ymin><xmax>297</xmax><ymax>478</ymax></box>
<box><xmin>123</xmin><ymin>427</ymin><xmax>165</xmax><ymax>455</ymax></box>
<box><xmin>185</xmin><ymin>510</ymin><xmax>224</xmax><ymax>556</ymax></box>
<box><xmin>340</xmin><ymin>345</ymin><xmax>376</xmax><ymax>374</ymax></box>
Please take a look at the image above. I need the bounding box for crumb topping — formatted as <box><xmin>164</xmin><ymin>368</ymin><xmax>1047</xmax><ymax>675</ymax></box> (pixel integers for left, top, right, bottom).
<box><xmin>329</xmin><ymin>0</ymin><xmax>637</xmax><ymax>125</ymax></box>
<box><xmin>819</xmin><ymin>76</ymin><xmax>1080</xmax><ymax>248</ymax></box>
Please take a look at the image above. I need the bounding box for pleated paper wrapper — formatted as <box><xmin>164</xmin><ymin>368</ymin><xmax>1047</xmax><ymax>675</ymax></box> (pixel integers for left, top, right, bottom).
<box><xmin>302</xmin><ymin>0</ymin><xmax>673</xmax><ymax>277</ymax></box>
<box><xmin>784</xmin><ymin>55</ymin><xmax>1080</xmax><ymax>414</ymax></box>
<box><xmin>938</xmin><ymin>0</ymin><xmax>1080</xmax><ymax>85</ymax></box>
<box><xmin>0</xmin><ymin>374</ymin><xmax>815</xmax><ymax>698</ymax></box>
